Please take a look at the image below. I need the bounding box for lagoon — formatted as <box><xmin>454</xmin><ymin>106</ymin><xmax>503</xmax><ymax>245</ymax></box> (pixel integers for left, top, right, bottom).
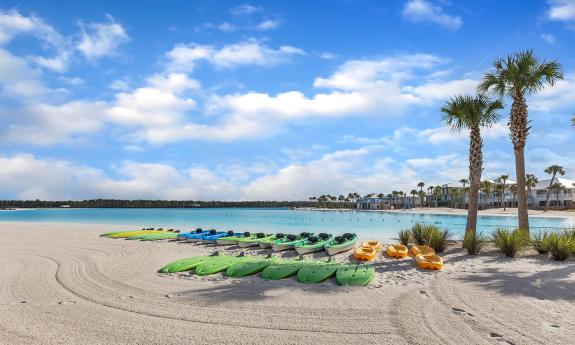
<box><xmin>1</xmin><ymin>208</ymin><xmax>573</xmax><ymax>240</ymax></box>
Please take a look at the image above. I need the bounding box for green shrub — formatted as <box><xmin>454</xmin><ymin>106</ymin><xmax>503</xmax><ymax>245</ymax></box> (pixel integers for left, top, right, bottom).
<box><xmin>427</xmin><ymin>227</ymin><xmax>453</xmax><ymax>253</ymax></box>
<box><xmin>397</xmin><ymin>229</ymin><xmax>411</xmax><ymax>246</ymax></box>
<box><xmin>547</xmin><ymin>232</ymin><xmax>575</xmax><ymax>261</ymax></box>
<box><xmin>532</xmin><ymin>230</ymin><xmax>551</xmax><ymax>255</ymax></box>
<box><xmin>410</xmin><ymin>223</ymin><xmax>427</xmax><ymax>245</ymax></box>
<box><xmin>492</xmin><ymin>228</ymin><xmax>529</xmax><ymax>258</ymax></box>
<box><xmin>463</xmin><ymin>230</ymin><xmax>487</xmax><ymax>255</ymax></box>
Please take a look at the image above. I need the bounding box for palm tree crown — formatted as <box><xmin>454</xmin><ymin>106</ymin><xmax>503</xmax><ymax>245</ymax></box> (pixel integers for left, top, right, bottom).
<box><xmin>441</xmin><ymin>95</ymin><xmax>503</xmax><ymax>132</ymax></box>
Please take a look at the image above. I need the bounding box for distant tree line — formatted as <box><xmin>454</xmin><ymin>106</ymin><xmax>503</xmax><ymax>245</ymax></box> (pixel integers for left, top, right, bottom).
<box><xmin>0</xmin><ymin>199</ymin><xmax>317</xmax><ymax>209</ymax></box>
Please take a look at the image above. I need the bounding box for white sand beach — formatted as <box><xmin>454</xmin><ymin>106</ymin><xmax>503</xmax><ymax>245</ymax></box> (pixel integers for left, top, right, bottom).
<box><xmin>1</xmin><ymin>221</ymin><xmax>574</xmax><ymax>345</ymax></box>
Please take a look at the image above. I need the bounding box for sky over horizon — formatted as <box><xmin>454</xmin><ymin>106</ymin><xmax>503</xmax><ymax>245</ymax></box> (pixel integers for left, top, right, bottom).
<box><xmin>1</xmin><ymin>0</ymin><xmax>574</xmax><ymax>201</ymax></box>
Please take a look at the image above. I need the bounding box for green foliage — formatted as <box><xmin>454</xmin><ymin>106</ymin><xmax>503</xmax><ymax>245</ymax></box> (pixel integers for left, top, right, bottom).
<box><xmin>546</xmin><ymin>231</ymin><xmax>575</xmax><ymax>261</ymax></box>
<box><xmin>397</xmin><ymin>229</ymin><xmax>411</xmax><ymax>246</ymax></box>
<box><xmin>532</xmin><ymin>230</ymin><xmax>552</xmax><ymax>255</ymax></box>
<box><xmin>410</xmin><ymin>223</ymin><xmax>427</xmax><ymax>245</ymax></box>
<box><xmin>492</xmin><ymin>228</ymin><xmax>530</xmax><ymax>258</ymax></box>
<box><xmin>410</xmin><ymin>223</ymin><xmax>452</xmax><ymax>252</ymax></box>
<box><xmin>463</xmin><ymin>230</ymin><xmax>487</xmax><ymax>255</ymax></box>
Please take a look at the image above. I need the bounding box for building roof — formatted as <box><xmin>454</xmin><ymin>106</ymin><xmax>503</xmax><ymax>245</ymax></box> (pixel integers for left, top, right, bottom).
<box><xmin>534</xmin><ymin>177</ymin><xmax>575</xmax><ymax>190</ymax></box>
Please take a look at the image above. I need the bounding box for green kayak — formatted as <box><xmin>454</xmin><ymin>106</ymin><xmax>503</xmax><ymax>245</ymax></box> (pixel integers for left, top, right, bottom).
<box><xmin>294</xmin><ymin>233</ymin><xmax>333</xmax><ymax>255</ymax></box>
<box><xmin>101</xmin><ymin>228</ymin><xmax>151</xmax><ymax>237</ymax></box>
<box><xmin>139</xmin><ymin>233</ymin><xmax>179</xmax><ymax>241</ymax></box>
<box><xmin>297</xmin><ymin>261</ymin><xmax>341</xmax><ymax>284</ymax></box>
<box><xmin>271</xmin><ymin>232</ymin><xmax>312</xmax><ymax>252</ymax></box>
<box><xmin>226</xmin><ymin>255</ymin><xmax>280</xmax><ymax>277</ymax></box>
<box><xmin>261</xmin><ymin>258</ymin><xmax>308</xmax><ymax>280</ymax></box>
<box><xmin>258</xmin><ymin>233</ymin><xmax>287</xmax><ymax>248</ymax></box>
<box><xmin>324</xmin><ymin>233</ymin><xmax>357</xmax><ymax>255</ymax></box>
<box><xmin>159</xmin><ymin>254</ymin><xmax>220</xmax><ymax>273</ymax></box>
<box><xmin>195</xmin><ymin>254</ymin><xmax>249</xmax><ymax>276</ymax></box>
<box><xmin>216</xmin><ymin>231</ymin><xmax>252</xmax><ymax>245</ymax></box>
<box><xmin>237</xmin><ymin>233</ymin><xmax>274</xmax><ymax>248</ymax></box>
<box><xmin>335</xmin><ymin>264</ymin><xmax>375</xmax><ymax>286</ymax></box>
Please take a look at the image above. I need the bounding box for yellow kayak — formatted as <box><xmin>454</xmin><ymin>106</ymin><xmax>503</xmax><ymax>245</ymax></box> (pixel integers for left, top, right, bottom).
<box><xmin>362</xmin><ymin>240</ymin><xmax>382</xmax><ymax>252</ymax></box>
<box><xmin>411</xmin><ymin>245</ymin><xmax>435</xmax><ymax>256</ymax></box>
<box><xmin>387</xmin><ymin>244</ymin><xmax>408</xmax><ymax>258</ymax></box>
<box><xmin>415</xmin><ymin>253</ymin><xmax>443</xmax><ymax>270</ymax></box>
<box><xmin>107</xmin><ymin>230</ymin><xmax>168</xmax><ymax>238</ymax></box>
<box><xmin>354</xmin><ymin>247</ymin><xmax>377</xmax><ymax>261</ymax></box>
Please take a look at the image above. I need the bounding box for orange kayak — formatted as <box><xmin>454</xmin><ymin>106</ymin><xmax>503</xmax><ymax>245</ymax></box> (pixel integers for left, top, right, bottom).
<box><xmin>354</xmin><ymin>247</ymin><xmax>377</xmax><ymax>261</ymax></box>
<box><xmin>362</xmin><ymin>240</ymin><xmax>382</xmax><ymax>252</ymax></box>
<box><xmin>387</xmin><ymin>244</ymin><xmax>408</xmax><ymax>258</ymax></box>
<box><xmin>415</xmin><ymin>253</ymin><xmax>443</xmax><ymax>270</ymax></box>
<box><xmin>411</xmin><ymin>245</ymin><xmax>435</xmax><ymax>256</ymax></box>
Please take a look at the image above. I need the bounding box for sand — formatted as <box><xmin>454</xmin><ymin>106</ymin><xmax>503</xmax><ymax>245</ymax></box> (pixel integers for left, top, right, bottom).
<box><xmin>0</xmin><ymin>221</ymin><xmax>574</xmax><ymax>345</ymax></box>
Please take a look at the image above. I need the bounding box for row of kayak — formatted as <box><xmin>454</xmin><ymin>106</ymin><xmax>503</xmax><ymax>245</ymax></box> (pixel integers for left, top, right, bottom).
<box><xmin>159</xmin><ymin>253</ymin><xmax>374</xmax><ymax>286</ymax></box>
<box><xmin>102</xmin><ymin>228</ymin><xmax>360</xmax><ymax>256</ymax></box>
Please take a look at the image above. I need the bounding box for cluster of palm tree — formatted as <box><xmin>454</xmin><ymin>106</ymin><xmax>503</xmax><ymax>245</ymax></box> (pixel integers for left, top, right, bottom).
<box><xmin>442</xmin><ymin>49</ymin><xmax>563</xmax><ymax>236</ymax></box>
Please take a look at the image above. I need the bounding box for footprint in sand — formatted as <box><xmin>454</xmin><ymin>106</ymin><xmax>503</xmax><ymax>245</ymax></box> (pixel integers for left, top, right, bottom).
<box><xmin>452</xmin><ymin>307</ymin><xmax>475</xmax><ymax>317</ymax></box>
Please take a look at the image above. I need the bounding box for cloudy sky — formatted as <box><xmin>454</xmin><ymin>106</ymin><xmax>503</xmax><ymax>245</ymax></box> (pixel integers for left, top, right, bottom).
<box><xmin>0</xmin><ymin>0</ymin><xmax>574</xmax><ymax>200</ymax></box>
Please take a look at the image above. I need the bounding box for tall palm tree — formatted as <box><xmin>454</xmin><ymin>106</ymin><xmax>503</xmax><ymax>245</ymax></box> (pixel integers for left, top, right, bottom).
<box><xmin>550</xmin><ymin>182</ymin><xmax>564</xmax><ymax>210</ymax></box>
<box><xmin>497</xmin><ymin>175</ymin><xmax>509</xmax><ymax>211</ymax></box>
<box><xmin>478</xmin><ymin>50</ymin><xmax>563</xmax><ymax>232</ymax></box>
<box><xmin>494</xmin><ymin>184</ymin><xmax>504</xmax><ymax>207</ymax></box>
<box><xmin>410</xmin><ymin>189</ymin><xmax>417</xmax><ymax>208</ymax></box>
<box><xmin>544</xmin><ymin>165</ymin><xmax>565</xmax><ymax>211</ymax></box>
<box><xmin>525</xmin><ymin>174</ymin><xmax>539</xmax><ymax>209</ymax></box>
<box><xmin>433</xmin><ymin>187</ymin><xmax>443</xmax><ymax>207</ymax></box>
<box><xmin>417</xmin><ymin>191</ymin><xmax>425</xmax><ymax>208</ymax></box>
<box><xmin>442</xmin><ymin>95</ymin><xmax>503</xmax><ymax>233</ymax></box>
<box><xmin>480</xmin><ymin>180</ymin><xmax>494</xmax><ymax>210</ymax></box>
<box><xmin>509</xmin><ymin>184</ymin><xmax>518</xmax><ymax>207</ymax></box>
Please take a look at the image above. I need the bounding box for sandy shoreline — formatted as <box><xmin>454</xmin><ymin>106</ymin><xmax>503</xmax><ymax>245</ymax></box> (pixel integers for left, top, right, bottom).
<box><xmin>296</xmin><ymin>206</ymin><xmax>575</xmax><ymax>219</ymax></box>
<box><xmin>0</xmin><ymin>221</ymin><xmax>574</xmax><ymax>344</ymax></box>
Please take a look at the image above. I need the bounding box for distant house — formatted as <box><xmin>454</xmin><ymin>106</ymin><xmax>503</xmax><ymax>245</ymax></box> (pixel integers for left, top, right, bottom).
<box><xmin>356</xmin><ymin>195</ymin><xmax>421</xmax><ymax>210</ymax></box>
<box><xmin>60</xmin><ymin>205</ymin><xmax>70</xmax><ymax>208</ymax></box>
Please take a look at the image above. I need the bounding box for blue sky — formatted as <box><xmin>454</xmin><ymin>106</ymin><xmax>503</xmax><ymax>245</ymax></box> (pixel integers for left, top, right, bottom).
<box><xmin>0</xmin><ymin>0</ymin><xmax>574</xmax><ymax>200</ymax></box>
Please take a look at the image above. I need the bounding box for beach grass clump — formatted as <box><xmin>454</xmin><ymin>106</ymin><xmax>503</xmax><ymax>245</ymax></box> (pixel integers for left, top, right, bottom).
<box><xmin>397</xmin><ymin>229</ymin><xmax>411</xmax><ymax>246</ymax></box>
<box><xmin>492</xmin><ymin>228</ymin><xmax>529</xmax><ymax>258</ymax></box>
<box><xmin>463</xmin><ymin>230</ymin><xmax>487</xmax><ymax>255</ymax></box>
<box><xmin>532</xmin><ymin>230</ymin><xmax>552</xmax><ymax>255</ymax></box>
<box><xmin>546</xmin><ymin>231</ymin><xmax>575</xmax><ymax>261</ymax></box>
<box><xmin>410</xmin><ymin>223</ymin><xmax>427</xmax><ymax>245</ymax></box>
<box><xmin>426</xmin><ymin>226</ymin><xmax>453</xmax><ymax>253</ymax></box>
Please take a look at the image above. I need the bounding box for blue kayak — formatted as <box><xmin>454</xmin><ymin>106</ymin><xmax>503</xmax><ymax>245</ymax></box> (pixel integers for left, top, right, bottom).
<box><xmin>176</xmin><ymin>228</ymin><xmax>209</xmax><ymax>240</ymax></box>
<box><xmin>202</xmin><ymin>231</ymin><xmax>241</xmax><ymax>242</ymax></box>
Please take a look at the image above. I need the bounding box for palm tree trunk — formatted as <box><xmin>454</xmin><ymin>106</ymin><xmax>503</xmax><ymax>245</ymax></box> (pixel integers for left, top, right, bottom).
<box><xmin>466</xmin><ymin>127</ymin><xmax>482</xmax><ymax>234</ymax></box>
<box><xmin>510</xmin><ymin>93</ymin><xmax>530</xmax><ymax>232</ymax></box>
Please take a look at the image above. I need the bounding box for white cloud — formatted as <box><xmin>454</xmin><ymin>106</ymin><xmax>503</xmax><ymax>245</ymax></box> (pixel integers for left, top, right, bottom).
<box><xmin>205</xmin><ymin>22</ymin><xmax>236</xmax><ymax>32</ymax></box>
<box><xmin>547</xmin><ymin>0</ymin><xmax>575</xmax><ymax>22</ymax></box>
<box><xmin>255</xmin><ymin>19</ymin><xmax>280</xmax><ymax>30</ymax></box>
<box><xmin>0</xmin><ymin>48</ymin><xmax>54</xmax><ymax>99</ymax></box>
<box><xmin>541</xmin><ymin>33</ymin><xmax>556</xmax><ymax>44</ymax></box>
<box><xmin>166</xmin><ymin>40</ymin><xmax>305</xmax><ymax>71</ymax></box>
<box><xmin>318</xmin><ymin>52</ymin><xmax>338</xmax><ymax>60</ymax></box>
<box><xmin>402</xmin><ymin>0</ymin><xmax>463</xmax><ymax>30</ymax></box>
<box><xmin>230</xmin><ymin>4</ymin><xmax>262</xmax><ymax>16</ymax></box>
<box><xmin>418</xmin><ymin>121</ymin><xmax>509</xmax><ymax>145</ymax></box>
<box><xmin>0</xmin><ymin>101</ymin><xmax>107</xmax><ymax>145</ymax></box>
<box><xmin>529</xmin><ymin>74</ymin><xmax>575</xmax><ymax>112</ymax></box>
<box><xmin>76</xmin><ymin>15</ymin><xmax>129</xmax><ymax>59</ymax></box>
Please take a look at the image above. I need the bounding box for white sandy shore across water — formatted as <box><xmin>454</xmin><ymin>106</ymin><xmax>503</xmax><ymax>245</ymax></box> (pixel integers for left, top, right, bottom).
<box><xmin>0</xmin><ymin>221</ymin><xmax>574</xmax><ymax>345</ymax></box>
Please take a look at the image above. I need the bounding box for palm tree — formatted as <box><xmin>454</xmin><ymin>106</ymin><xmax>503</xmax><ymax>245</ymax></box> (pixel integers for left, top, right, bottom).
<box><xmin>478</xmin><ymin>50</ymin><xmax>563</xmax><ymax>232</ymax></box>
<box><xmin>497</xmin><ymin>175</ymin><xmax>509</xmax><ymax>211</ymax></box>
<box><xmin>480</xmin><ymin>180</ymin><xmax>494</xmax><ymax>210</ymax></box>
<box><xmin>442</xmin><ymin>95</ymin><xmax>503</xmax><ymax>233</ymax></box>
<box><xmin>525</xmin><ymin>174</ymin><xmax>538</xmax><ymax>209</ymax></box>
<box><xmin>309</xmin><ymin>196</ymin><xmax>317</xmax><ymax>202</ymax></box>
<box><xmin>459</xmin><ymin>178</ymin><xmax>469</xmax><ymax>209</ymax></box>
<box><xmin>509</xmin><ymin>184</ymin><xmax>518</xmax><ymax>207</ymax></box>
<box><xmin>417</xmin><ymin>191</ymin><xmax>426</xmax><ymax>208</ymax></box>
<box><xmin>494</xmin><ymin>184</ymin><xmax>504</xmax><ymax>207</ymax></box>
<box><xmin>544</xmin><ymin>165</ymin><xmax>565</xmax><ymax>211</ymax></box>
<box><xmin>433</xmin><ymin>187</ymin><xmax>443</xmax><ymax>207</ymax></box>
<box><xmin>550</xmin><ymin>182</ymin><xmax>564</xmax><ymax>210</ymax></box>
<box><xmin>410</xmin><ymin>189</ymin><xmax>417</xmax><ymax>208</ymax></box>
<box><xmin>417</xmin><ymin>182</ymin><xmax>425</xmax><ymax>193</ymax></box>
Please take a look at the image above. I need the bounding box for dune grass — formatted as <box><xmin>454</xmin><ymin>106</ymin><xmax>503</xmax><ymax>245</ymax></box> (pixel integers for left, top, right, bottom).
<box><xmin>397</xmin><ymin>229</ymin><xmax>411</xmax><ymax>246</ymax></box>
<box><xmin>492</xmin><ymin>228</ymin><xmax>530</xmax><ymax>258</ymax></box>
<box><xmin>463</xmin><ymin>230</ymin><xmax>487</xmax><ymax>255</ymax></box>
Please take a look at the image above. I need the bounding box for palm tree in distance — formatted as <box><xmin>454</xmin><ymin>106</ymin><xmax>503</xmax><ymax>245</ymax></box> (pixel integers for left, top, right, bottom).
<box><xmin>509</xmin><ymin>184</ymin><xmax>518</xmax><ymax>207</ymax></box>
<box><xmin>525</xmin><ymin>174</ymin><xmax>538</xmax><ymax>209</ymax></box>
<box><xmin>442</xmin><ymin>95</ymin><xmax>503</xmax><ymax>233</ymax></box>
<box><xmin>497</xmin><ymin>175</ymin><xmax>509</xmax><ymax>211</ymax></box>
<box><xmin>410</xmin><ymin>189</ymin><xmax>417</xmax><ymax>208</ymax></box>
<box><xmin>544</xmin><ymin>165</ymin><xmax>565</xmax><ymax>211</ymax></box>
<box><xmin>494</xmin><ymin>184</ymin><xmax>504</xmax><ymax>207</ymax></box>
<box><xmin>459</xmin><ymin>178</ymin><xmax>469</xmax><ymax>209</ymax></box>
<box><xmin>478</xmin><ymin>50</ymin><xmax>563</xmax><ymax>233</ymax></box>
<box><xmin>550</xmin><ymin>183</ymin><xmax>564</xmax><ymax>210</ymax></box>
<box><xmin>417</xmin><ymin>191</ymin><xmax>426</xmax><ymax>209</ymax></box>
<box><xmin>480</xmin><ymin>180</ymin><xmax>494</xmax><ymax>210</ymax></box>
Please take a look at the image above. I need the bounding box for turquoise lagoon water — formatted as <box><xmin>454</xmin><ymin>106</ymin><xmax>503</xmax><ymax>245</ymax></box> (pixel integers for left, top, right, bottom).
<box><xmin>1</xmin><ymin>208</ymin><xmax>573</xmax><ymax>240</ymax></box>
